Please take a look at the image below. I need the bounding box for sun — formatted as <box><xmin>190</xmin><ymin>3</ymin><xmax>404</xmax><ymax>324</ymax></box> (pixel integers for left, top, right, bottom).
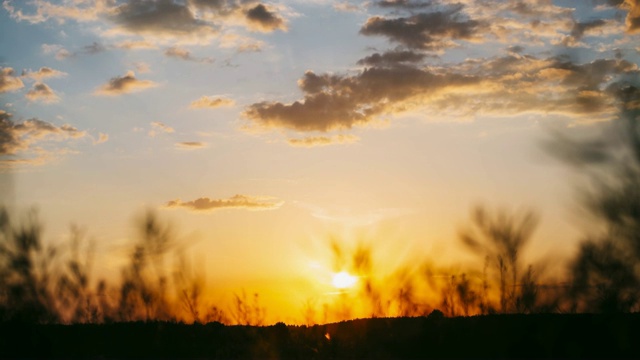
<box><xmin>332</xmin><ymin>271</ymin><xmax>358</xmax><ymax>289</ymax></box>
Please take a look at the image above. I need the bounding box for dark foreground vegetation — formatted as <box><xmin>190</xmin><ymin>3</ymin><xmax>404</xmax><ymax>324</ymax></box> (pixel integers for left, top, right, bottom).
<box><xmin>2</xmin><ymin>313</ymin><xmax>640</xmax><ymax>358</ymax></box>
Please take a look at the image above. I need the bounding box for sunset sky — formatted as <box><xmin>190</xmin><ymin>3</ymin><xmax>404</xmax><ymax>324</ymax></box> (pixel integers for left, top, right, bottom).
<box><xmin>1</xmin><ymin>0</ymin><xmax>640</xmax><ymax>323</ymax></box>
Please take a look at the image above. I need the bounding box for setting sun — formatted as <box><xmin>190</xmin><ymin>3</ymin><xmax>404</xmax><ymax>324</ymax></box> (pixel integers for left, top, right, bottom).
<box><xmin>332</xmin><ymin>271</ymin><xmax>358</xmax><ymax>289</ymax></box>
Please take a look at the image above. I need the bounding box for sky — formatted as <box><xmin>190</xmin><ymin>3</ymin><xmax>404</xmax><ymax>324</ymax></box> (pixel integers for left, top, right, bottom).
<box><xmin>1</xmin><ymin>0</ymin><xmax>640</xmax><ymax>323</ymax></box>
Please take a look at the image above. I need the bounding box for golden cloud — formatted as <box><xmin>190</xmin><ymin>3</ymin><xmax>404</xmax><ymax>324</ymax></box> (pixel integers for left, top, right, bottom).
<box><xmin>164</xmin><ymin>194</ymin><xmax>284</xmax><ymax>212</ymax></box>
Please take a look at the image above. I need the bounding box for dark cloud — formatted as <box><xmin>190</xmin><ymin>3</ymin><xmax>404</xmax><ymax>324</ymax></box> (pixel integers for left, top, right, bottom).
<box><xmin>375</xmin><ymin>0</ymin><xmax>432</xmax><ymax>9</ymax></box>
<box><xmin>506</xmin><ymin>45</ymin><xmax>525</xmax><ymax>54</ymax></box>
<box><xmin>0</xmin><ymin>67</ymin><xmax>24</xmax><ymax>93</ymax></box>
<box><xmin>626</xmin><ymin>0</ymin><xmax>640</xmax><ymax>33</ymax></box>
<box><xmin>560</xmin><ymin>19</ymin><xmax>609</xmax><ymax>46</ymax></box>
<box><xmin>95</xmin><ymin>71</ymin><xmax>158</xmax><ymax>96</ymax></box>
<box><xmin>25</xmin><ymin>82</ymin><xmax>59</xmax><ymax>103</ymax></box>
<box><xmin>551</xmin><ymin>58</ymin><xmax>639</xmax><ymax>90</ymax></box>
<box><xmin>110</xmin><ymin>0</ymin><xmax>217</xmax><ymax>41</ymax></box>
<box><xmin>357</xmin><ymin>50</ymin><xmax>427</xmax><ymax>67</ymax></box>
<box><xmin>244</xmin><ymin>3</ymin><xmax>286</xmax><ymax>32</ymax></box>
<box><xmin>595</xmin><ymin>0</ymin><xmax>640</xmax><ymax>33</ymax></box>
<box><xmin>245</xmin><ymin>66</ymin><xmax>480</xmax><ymax>132</ymax></box>
<box><xmin>360</xmin><ymin>7</ymin><xmax>485</xmax><ymax>50</ymax></box>
<box><xmin>165</xmin><ymin>194</ymin><xmax>283</xmax><ymax>211</ymax></box>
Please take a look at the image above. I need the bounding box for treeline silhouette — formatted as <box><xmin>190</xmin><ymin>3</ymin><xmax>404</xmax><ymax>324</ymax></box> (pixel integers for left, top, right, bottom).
<box><xmin>2</xmin><ymin>107</ymin><xmax>640</xmax><ymax>324</ymax></box>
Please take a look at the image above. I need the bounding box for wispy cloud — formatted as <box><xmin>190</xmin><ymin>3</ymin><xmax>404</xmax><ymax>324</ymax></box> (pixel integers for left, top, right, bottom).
<box><xmin>189</xmin><ymin>96</ymin><xmax>235</xmax><ymax>109</ymax></box>
<box><xmin>148</xmin><ymin>122</ymin><xmax>174</xmax><ymax>137</ymax></box>
<box><xmin>41</xmin><ymin>43</ymin><xmax>72</xmax><ymax>60</ymax></box>
<box><xmin>287</xmin><ymin>134</ymin><xmax>359</xmax><ymax>147</ymax></box>
<box><xmin>164</xmin><ymin>194</ymin><xmax>284</xmax><ymax>212</ymax></box>
<box><xmin>21</xmin><ymin>67</ymin><xmax>67</xmax><ymax>81</ymax></box>
<box><xmin>92</xmin><ymin>132</ymin><xmax>109</xmax><ymax>145</ymax></box>
<box><xmin>175</xmin><ymin>141</ymin><xmax>207</xmax><ymax>150</ymax></box>
<box><xmin>164</xmin><ymin>46</ymin><xmax>214</xmax><ymax>63</ymax></box>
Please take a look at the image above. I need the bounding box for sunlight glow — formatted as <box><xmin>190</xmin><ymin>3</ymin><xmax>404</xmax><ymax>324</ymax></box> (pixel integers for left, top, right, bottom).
<box><xmin>332</xmin><ymin>271</ymin><xmax>357</xmax><ymax>289</ymax></box>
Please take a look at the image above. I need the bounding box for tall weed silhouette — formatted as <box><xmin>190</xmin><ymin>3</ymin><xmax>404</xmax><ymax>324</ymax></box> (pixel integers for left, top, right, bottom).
<box><xmin>548</xmin><ymin>98</ymin><xmax>640</xmax><ymax>312</ymax></box>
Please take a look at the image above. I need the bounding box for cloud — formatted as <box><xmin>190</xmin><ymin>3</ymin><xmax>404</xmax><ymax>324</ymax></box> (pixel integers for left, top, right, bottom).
<box><xmin>2</xmin><ymin>0</ymin><xmax>103</xmax><ymax>24</ymax></box>
<box><xmin>94</xmin><ymin>71</ymin><xmax>158</xmax><ymax>96</ymax></box>
<box><xmin>21</xmin><ymin>66</ymin><xmax>67</xmax><ymax>81</ymax></box>
<box><xmin>287</xmin><ymin>134</ymin><xmax>360</xmax><ymax>147</ymax></box>
<box><xmin>357</xmin><ymin>50</ymin><xmax>428</xmax><ymax>67</ymax></box>
<box><xmin>25</xmin><ymin>82</ymin><xmax>60</xmax><ymax>103</ymax></box>
<box><xmin>133</xmin><ymin>62</ymin><xmax>151</xmax><ymax>73</ymax></box>
<box><xmin>107</xmin><ymin>0</ymin><xmax>219</xmax><ymax>44</ymax></box>
<box><xmin>114</xmin><ymin>40</ymin><xmax>158</xmax><ymax>50</ymax></box>
<box><xmin>81</xmin><ymin>41</ymin><xmax>106</xmax><ymax>55</ymax></box>
<box><xmin>0</xmin><ymin>109</ymin><xmax>87</xmax><ymax>166</ymax></box>
<box><xmin>164</xmin><ymin>46</ymin><xmax>214</xmax><ymax>63</ymax></box>
<box><xmin>0</xmin><ymin>68</ymin><xmax>24</xmax><ymax>93</ymax></box>
<box><xmin>175</xmin><ymin>141</ymin><xmax>207</xmax><ymax>150</ymax></box>
<box><xmin>375</xmin><ymin>0</ymin><xmax>433</xmax><ymax>9</ymax></box>
<box><xmin>558</xmin><ymin>19</ymin><xmax>619</xmax><ymax>47</ymax></box>
<box><xmin>164</xmin><ymin>194</ymin><xmax>284</xmax><ymax>212</ymax></box>
<box><xmin>623</xmin><ymin>0</ymin><xmax>640</xmax><ymax>33</ymax></box>
<box><xmin>189</xmin><ymin>96</ymin><xmax>235</xmax><ymax>109</ymax></box>
<box><xmin>6</xmin><ymin>0</ymin><xmax>289</xmax><ymax>49</ymax></box>
<box><xmin>148</xmin><ymin>121</ymin><xmax>174</xmax><ymax>137</ymax></box>
<box><xmin>41</xmin><ymin>43</ymin><xmax>72</xmax><ymax>60</ymax></box>
<box><xmin>93</xmin><ymin>132</ymin><xmax>109</xmax><ymax>144</ymax></box>
<box><xmin>333</xmin><ymin>2</ymin><xmax>360</xmax><ymax>12</ymax></box>
<box><xmin>244</xmin><ymin>66</ymin><xmax>481</xmax><ymax>132</ymax></box>
<box><xmin>600</xmin><ymin>0</ymin><xmax>640</xmax><ymax>33</ymax></box>
<box><xmin>244</xmin><ymin>3</ymin><xmax>287</xmax><ymax>32</ymax></box>
<box><xmin>360</xmin><ymin>6</ymin><xmax>486</xmax><ymax>50</ymax></box>
<box><xmin>245</xmin><ymin>54</ymin><xmax>640</xmax><ymax>133</ymax></box>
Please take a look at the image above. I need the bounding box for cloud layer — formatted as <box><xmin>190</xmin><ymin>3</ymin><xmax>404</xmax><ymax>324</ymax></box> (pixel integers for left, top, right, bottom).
<box><xmin>244</xmin><ymin>0</ymin><xmax>640</xmax><ymax>135</ymax></box>
<box><xmin>4</xmin><ymin>0</ymin><xmax>288</xmax><ymax>49</ymax></box>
